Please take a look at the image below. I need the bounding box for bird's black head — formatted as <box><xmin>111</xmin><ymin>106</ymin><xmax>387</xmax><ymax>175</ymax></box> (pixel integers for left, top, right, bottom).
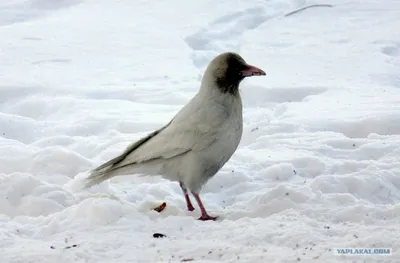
<box><xmin>204</xmin><ymin>52</ymin><xmax>266</xmax><ymax>95</ymax></box>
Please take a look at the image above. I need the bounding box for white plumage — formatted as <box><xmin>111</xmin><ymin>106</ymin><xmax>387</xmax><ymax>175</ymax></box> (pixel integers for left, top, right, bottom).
<box><xmin>85</xmin><ymin>52</ymin><xmax>266</xmax><ymax>220</ymax></box>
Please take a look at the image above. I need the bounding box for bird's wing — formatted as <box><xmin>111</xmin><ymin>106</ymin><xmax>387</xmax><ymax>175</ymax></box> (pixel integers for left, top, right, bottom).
<box><xmin>93</xmin><ymin>116</ymin><xmax>220</xmax><ymax>172</ymax></box>
<box><xmin>91</xmin><ymin>122</ymin><xmax>171</xmax><ymax>172</ymax></box>
<box><xmin>91</xmin><ymin>91</ymin><xmax>231</xmax><ymax>175</ymax></box>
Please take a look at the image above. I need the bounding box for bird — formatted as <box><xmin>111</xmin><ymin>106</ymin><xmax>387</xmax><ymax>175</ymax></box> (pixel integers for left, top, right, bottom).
<box><xmin>84</xmin><ymin>52</ymin><xmax>266</xmax><ymax>220</ymax></box>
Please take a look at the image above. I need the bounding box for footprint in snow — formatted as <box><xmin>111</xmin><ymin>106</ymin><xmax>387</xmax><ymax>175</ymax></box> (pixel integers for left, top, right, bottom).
<box><xmin>185</xmin><ymin>6</ymin><xmax>275</xmax><ymax>69</ymax></box>
<box><xmin>381</xmin><ymin>43</ymin><xmax>400</xmax><ymax>57</ymax></box>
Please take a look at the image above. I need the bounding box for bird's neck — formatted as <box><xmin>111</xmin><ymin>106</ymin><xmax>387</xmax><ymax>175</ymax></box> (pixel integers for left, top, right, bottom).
<box><xmin>198</xmin><ymin>81</ymin><xmax>243</xmax><ymax>113</ymax></box>
<box><xmin>200</xmin><ymin>78</ymin><xmax>241</xmax><ymax>98</ymax></box>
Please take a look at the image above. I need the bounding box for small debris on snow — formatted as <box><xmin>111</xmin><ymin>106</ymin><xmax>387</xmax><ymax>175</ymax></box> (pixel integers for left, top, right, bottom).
<box><xmin>65</xmin><ymin>245</ymin><xmax>78</xmax><ymax>249</ymax></box>
<box><xmin>153</xmin><ymin>233</ymin><xmax>167</xmax><ymax>238</ymax></box>
<box><xmin>285</xmin><ymin>4</ymin><xmax>333</xmax><ymax>17</ymax></box>
<box><xmin>153</xmin><ymin>202</ymin><xmax>166</xmax><ymax>213</ymax></box>
<box><xmin>50</xmin><ymin>244</ymin><xmax>78</xmax><ymax>250</ymax></box>
<box><xmin>181</xmin><ymin>259</ymin><xmax>194</xmax><ymax>262</ymax></box>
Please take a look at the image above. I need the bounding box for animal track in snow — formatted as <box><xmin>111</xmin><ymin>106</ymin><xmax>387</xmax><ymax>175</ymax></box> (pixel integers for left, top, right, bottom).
<box><xmin>185</xmin><ymin>7</ymin><xmax>269</xmax><ymax>50</ymax></box>
<box><xmin>381</xmin><ymin>42</ymin><xmax>400</xmax><ymax>57</ymax></box>
<box><xmin>185</xmin><ymin>6</ymin><xmax>274</xmax><ymax>69</ymax></box>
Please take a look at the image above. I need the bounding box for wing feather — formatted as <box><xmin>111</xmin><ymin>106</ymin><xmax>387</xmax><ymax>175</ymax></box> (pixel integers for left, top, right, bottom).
<box><xmin>90</xmin><ymin>96</ymin><xmax>228</xmax><ymax>176</ymax></box>
<box><xmin>113</xmin><ymin>121</ymin><xmax>216</xmax><ymax>169</ymax></box>
<box><xmin>92</xmin><ymin>121</ymin><xmax>170</xmax><ymax>172</ymax></box>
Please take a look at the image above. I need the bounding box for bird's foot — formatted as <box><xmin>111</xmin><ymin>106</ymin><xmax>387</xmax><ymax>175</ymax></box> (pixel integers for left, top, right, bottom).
<box><xmin>187</xmin><ymin>204</ymin><xmax>195</xmax><ymax>212</ymax></box>
<box><xmin>198</xmin><ymin>214</ymin><xmax>218</xmax><ymax>221</ymax></box>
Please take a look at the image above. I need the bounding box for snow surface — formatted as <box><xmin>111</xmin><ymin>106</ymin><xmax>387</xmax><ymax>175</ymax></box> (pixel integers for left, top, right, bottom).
<box><xmin>1</xmin><ymin>0</ymin><xmax>400</xmax><ymax>262</ymax></box>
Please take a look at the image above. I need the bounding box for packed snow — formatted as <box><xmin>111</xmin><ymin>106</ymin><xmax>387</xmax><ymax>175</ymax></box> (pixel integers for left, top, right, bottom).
<box><xmin>1</xmin><ymin>0</ymin><xmax>400</xmax><ymax>262</ymax></box>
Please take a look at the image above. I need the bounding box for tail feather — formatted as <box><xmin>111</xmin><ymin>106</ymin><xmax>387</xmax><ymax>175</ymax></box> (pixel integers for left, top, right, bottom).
<box><xmin>84</xmin><ymin>124</ymin><xmax>171</xmax><ymax>188</ymax></box>
<box><xmin>84</xmin><ymin>166</ymin><xmax>116</xmax><ymax>188</ymax></box>
<box><xmin>84</xmin><ymin>161</ymin><xmax>146</xmax><ymax>188</ymax></box>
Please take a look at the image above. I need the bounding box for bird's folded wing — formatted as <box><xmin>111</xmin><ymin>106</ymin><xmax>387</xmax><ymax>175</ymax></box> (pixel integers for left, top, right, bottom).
<box><xmin>94</xmin><ymin>120</ymin><xmax>217</xmax><ymax>171</ymax></box>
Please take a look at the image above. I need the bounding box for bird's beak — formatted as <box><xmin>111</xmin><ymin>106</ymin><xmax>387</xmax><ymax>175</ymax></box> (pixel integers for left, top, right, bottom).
<box><xmin>240</xmin><ymin>64</ymin><xmax>266</xmax><ymax>77</ymax></box>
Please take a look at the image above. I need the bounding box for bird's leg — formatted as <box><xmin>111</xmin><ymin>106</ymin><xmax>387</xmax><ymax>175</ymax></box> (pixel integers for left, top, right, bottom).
<box><xmin>192</xmin><ymin>193</ymin><xmax>218</xmax><ymax>221</ymax></box>
<box><xmin>179</xmin><ymin>182</ymin><xmax>195</xmax><ymax>211</ymax></box>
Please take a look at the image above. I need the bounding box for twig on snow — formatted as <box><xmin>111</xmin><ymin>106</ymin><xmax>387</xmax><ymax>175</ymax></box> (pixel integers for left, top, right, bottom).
<box><xmin>285</xmin><ymin>4</ymin><xmax>333</xmax><ymax>17</ymax></box>
<box><xmin>153</xmin><ymin>202</ymin><xmax>167</xmax><ymax>212</ymax></box>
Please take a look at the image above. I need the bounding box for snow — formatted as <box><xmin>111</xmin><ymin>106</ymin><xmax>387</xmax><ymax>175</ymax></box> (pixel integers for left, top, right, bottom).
<box><xmin>1</xmin><ymin>0</ymin><xmax>400</xmax><ymax>262</ymax></box>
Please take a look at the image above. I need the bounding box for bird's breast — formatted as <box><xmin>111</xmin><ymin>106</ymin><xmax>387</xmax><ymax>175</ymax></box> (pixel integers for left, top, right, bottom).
<box><xmin>208</xmin><ymin>97</ymin><xmax>243</xmax><ymax>160</ymax></box>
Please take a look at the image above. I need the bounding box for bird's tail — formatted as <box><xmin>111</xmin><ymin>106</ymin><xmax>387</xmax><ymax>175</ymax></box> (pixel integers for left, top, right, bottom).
<box><xmin>84</xmin><ymin>167</ymin><xmax>117</xmax><ymax>188</ymax></box>
<box><xmin>84</xmin><ymin>158</ymin><xmax>149</xmax><ymax>188</ymax></box>
<box><xmin>84</xmin><ymin>147</ymin><xmax>136</xmax><ymax>188</ymax></box>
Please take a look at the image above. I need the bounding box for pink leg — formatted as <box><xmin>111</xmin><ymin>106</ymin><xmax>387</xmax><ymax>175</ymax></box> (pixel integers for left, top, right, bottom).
<box><xmin>179</xmin><ymin>182</ymin><xmax>195</xmax><ymax>211</ymax></box>
<box><xmin>192</xmin><ymin>193</ymin><xmax>218</xmax><ymax>221</ymax></box>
